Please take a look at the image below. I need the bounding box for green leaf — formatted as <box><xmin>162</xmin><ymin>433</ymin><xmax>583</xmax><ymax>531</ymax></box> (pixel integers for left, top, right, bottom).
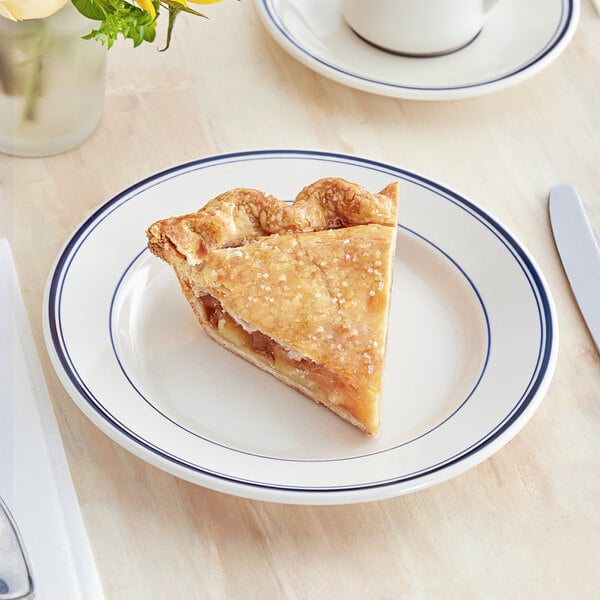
<box><xmin>72</xmin><ymin>0</ymin><xmax>116</xmax><ymax>21</ymax></box>
<box><xmin>144</xmin><ymin>22</ymin><xmax>157</xmax><ymax>42</ymax></box>
<box><xmin>82</xmin><ymin>1</ymin><xmax>158</xmax><ymax>49</ymax></box>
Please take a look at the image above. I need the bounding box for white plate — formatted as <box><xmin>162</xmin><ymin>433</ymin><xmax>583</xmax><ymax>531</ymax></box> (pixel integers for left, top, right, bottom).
<box><xmin>43</xmin><ymin>150</ymin><xmax>557</xmax><ymax>504</ymax></box>
<box><xmin>254</xmin><ymin>0</ymin><xmax>579</xmax><ymax>100</ymax></box>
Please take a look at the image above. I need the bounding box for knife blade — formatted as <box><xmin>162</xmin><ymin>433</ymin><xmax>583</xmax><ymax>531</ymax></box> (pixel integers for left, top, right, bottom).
<box><xmin>549</xmin><ymin>183</ymin><xmax>600</xmax><ymax>352</ymax></box>
<box><xmin>0</xmin><ymin>495</ymin><xmax>34</xmax><ymax>600</ymax></box>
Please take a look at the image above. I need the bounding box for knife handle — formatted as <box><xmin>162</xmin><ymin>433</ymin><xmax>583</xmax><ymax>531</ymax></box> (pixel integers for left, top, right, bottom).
<box><xmin>0</xmin><ymin>496</ymin><xmax>34</xmax><ymax>600</ymax></box>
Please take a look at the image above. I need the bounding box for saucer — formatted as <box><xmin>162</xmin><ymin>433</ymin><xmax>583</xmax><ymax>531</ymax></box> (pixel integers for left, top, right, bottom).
<box><xmin>254</xmin><ymin>0</ymin><xmax>580</xmax><ymax>100</ymax></box>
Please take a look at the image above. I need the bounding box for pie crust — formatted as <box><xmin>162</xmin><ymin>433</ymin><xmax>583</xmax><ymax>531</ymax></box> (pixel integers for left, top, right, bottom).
<box><xmin>147</xmin><ymin>178</ymin><xmax>399</xmax><ymax>436</ymax></box>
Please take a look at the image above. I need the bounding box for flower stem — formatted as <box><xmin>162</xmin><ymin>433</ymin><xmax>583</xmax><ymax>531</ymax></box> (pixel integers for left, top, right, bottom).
<box><xmin>159</xmin><ymin>6</ymin><xmax>182</xmax><ymax>52</ymax></box>
<box><xmin>0</xmin><ymin>40</ymin><xmax>14</xmax><ymax>95</ymax></box>
<box><xmin>22</xmin><ymin>29</ymin><xmax>49</xmax><ymax>123</ymax></box>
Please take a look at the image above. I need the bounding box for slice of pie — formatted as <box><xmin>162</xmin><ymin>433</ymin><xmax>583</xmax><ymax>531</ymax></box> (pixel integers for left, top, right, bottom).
<box><xmin>146</xmin><ymin>178</ymin><xmax>399</xmax><ymax>436</ymax></box>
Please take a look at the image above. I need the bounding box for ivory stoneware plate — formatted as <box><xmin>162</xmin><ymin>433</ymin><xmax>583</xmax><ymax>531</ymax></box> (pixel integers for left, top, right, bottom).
<box><xmin>44</xmin><ymin>150</ymin><xmax>557</xmax><ymax>504</ymax></box>
<box><xmin>254</xmin><ymin>0</ymin><xmax>579</xmax><ymax>100</ymax></box>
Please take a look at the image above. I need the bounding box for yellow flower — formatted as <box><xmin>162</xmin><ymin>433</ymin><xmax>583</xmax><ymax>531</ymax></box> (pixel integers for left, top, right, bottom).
<box><xmin>134</xmin><ymin>0</ymin><xmax>155</xmax><ymax>19</ymax></box>
<box><xmin>0</xmin><ymin>0</ymin><xmax>66</xmax><ymax>20</ymax></box>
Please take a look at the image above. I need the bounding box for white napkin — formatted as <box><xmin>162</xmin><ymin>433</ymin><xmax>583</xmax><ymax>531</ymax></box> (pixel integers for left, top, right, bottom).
<box><xmin>0</xmin><ymin>239</ymin><xmax>104</xmax><ymax>600</ymax></box>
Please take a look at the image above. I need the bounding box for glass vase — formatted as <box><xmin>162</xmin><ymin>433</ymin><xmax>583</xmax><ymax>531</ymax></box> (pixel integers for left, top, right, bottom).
<box><xmin>0</xmin><ymin>3</ymin><xmax>107</xmax><ymax>157</ymax></box>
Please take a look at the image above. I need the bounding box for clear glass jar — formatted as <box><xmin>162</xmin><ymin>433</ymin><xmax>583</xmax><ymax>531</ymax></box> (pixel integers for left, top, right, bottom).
<box><xmin>0</xmin><ymin>3</ymin><xmax>107</xmax><ymax>157</ymax></box>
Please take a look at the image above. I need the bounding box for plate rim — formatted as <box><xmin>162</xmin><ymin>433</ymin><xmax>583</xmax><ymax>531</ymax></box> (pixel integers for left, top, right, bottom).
<box><xmin>42</xmin><ymin>149</ymin><xmax>559</xmax><ymax>504</ymax></box>
<box><xmin>254</xmin><ymin>0</ymin><xmax>580</xmax><ymax>100</ymax></box>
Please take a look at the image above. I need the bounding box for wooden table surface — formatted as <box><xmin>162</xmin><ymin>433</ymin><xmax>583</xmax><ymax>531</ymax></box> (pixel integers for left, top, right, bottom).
<box><xmin>2</xmin><ymin>1</ymin><xmax>600</xmax><ymax>598</ymax></box>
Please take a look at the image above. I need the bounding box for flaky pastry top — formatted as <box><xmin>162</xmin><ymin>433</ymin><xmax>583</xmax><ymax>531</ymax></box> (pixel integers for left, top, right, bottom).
<box><xmin>146</xmin><ymin>178</ymin><xmax>399</xmax><ymax>267</ymax></box>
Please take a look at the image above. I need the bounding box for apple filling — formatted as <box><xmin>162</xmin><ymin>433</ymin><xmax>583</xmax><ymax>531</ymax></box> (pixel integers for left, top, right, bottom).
<box><xmin>199</xmin><ymin>294</ymin><xmax>358</xmax><ymax>407</ymax></box>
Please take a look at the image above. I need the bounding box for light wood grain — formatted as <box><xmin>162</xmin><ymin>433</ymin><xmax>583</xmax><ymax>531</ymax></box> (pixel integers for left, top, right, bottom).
<box><xmin>2</xmin><ymin>1</ymin><xmax>600</xmax><ymax>599</ymax></box>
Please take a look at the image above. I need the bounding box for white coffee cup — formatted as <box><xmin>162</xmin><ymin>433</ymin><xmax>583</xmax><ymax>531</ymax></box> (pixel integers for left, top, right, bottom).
<box><xmin>341</xmin><ymin>0</ymin><xmax>501</xmax><ymax>56</ymax></box>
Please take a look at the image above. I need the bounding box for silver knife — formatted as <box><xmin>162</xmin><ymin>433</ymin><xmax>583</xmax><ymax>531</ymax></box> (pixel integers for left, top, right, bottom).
<box><xmin>549</xmin><ymin>183</ymin><xmax>600</xmax><ymax>352</ymax></box>
<box><xmin>0</xmin><ymin>495</ymin><xmax>35</xmax><ymax>600</ymax></box>
<box><xmin>0</xmin><ymin>239</ymin><xmax>104</xmax><ymax>599</ymax></box>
